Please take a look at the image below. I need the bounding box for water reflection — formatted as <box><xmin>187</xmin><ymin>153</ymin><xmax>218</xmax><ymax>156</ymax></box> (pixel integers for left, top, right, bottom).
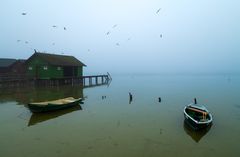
<box><xmin>0</xmin><ymin>85</ymin><xmax>84</xmax><ymax>104</ymax></box>
<box><xmin>234</xmin><ymin>104</ymin><xmax>240</xmax><ymax>109</ymax></box>
<box><xmin>28</xmin><ymin>105</ymin><xmax>82</xmax><ymax>126</ymax></box>
<box><xmin>183</xmin><ymin>120</ymin><xmax>212</xmax><ymax>143</ymax></box>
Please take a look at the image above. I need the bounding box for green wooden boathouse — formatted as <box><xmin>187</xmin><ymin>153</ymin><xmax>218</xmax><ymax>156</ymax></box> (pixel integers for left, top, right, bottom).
<box><xmin>26</xmin><ymin>52</ymin><xmax>86</xmax><ymax>79</ymax></box>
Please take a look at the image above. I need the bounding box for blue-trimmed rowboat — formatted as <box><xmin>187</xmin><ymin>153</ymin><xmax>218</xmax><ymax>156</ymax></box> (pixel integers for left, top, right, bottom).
<box><xmin>184</xmin><ymin>103</ymin><xmax>213</xmax><ymax>130</ymax></box>
<box><xmin>28</xmin><ymin>97</ymin><xmax>82</xmax><ymax>113</ymax></box>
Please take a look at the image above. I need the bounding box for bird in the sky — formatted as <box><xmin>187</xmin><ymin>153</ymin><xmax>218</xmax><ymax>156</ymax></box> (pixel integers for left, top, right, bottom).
<box><xmin>156</xmin><ymin>8</ymin><xmax>161</xmax><ymax>14</ymax></box>
<box><xmin>106</xmin><ymin>31</ymin><xmax>110</xmax><ymax>35</ymax></box>
<box><xmin>52</xmin><ymin>43</ymin><xmax>55</xmax><ymax>46</ymax></box>
<box><xmin>127</xmin><ymin>37</ymin><xmax>131</xmax><ymax>41</ymax></box>
<box><xmin>64</xmin><ymin>27</ymin><xmax>66</xmax><ymax>30</ymax></box>
<box><xmin>160</xmin><ymin>34</ymin><xmax>163</xmax><ymax>38</ymax></box>
<box><xmin>88</xmin><ymin>49</ymin><xmax>90</xmax><ymax>52</ymax></box>
<box><xmin>52</xmin><ymin>25</ymin><xmax>57</xmax><ymax>28</ymax></box>
<box><xmin>22</xmin><ymin>13</ymin><xmax>27</xmax><ymax>15</ymax></box>
<box><xmin>112</xmin><ymin>24</ymin><xmax>117</xmax><ymax>28</ymax></box>
<box><xmin>25</xmin><ymin>41</ymin><xmax>28</xmax><ymax>44</ymax></box>
<box><xmin>116</xmin><ymin>43</ymin><xmax>120</xmax><ymax>46</ymax></box>
<box><xmin>17</xmin><ymin>40</ymin><xmax>21</xmax><ymax>42</ymax></box>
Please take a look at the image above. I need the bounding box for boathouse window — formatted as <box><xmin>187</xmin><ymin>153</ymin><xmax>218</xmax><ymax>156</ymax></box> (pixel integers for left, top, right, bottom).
<box><xmin>43</xmin><ymin>66</ymin><xmax>48</xmax><ymax>70</ymax></box>
<box><xmin>57</xmin><ymin>67</ymin><xmax>61</xmax><ymax>70</ymax></box>
<box><xmin>28</xmin><ymin>66</ymin><xmax>32</xmax><ymax>70</ymax></box>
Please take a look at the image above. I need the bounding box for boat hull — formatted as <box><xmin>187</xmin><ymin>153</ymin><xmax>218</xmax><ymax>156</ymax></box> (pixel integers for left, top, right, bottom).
<box><xmin>28</xmin><ymin>98</ymin><xmax>82</xmax><ymax>113</ymax></box>
<box><xmin>184</xmin><ymin>112</ymin><xmax>212</xmax><ymax>130</ymax></box>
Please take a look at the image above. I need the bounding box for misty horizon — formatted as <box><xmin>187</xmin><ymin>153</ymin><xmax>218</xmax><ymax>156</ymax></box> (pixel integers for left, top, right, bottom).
<box><xmin>0</xmin><ymin>0</ymin><xmax>239</xmax><ymax>75</ymax></box>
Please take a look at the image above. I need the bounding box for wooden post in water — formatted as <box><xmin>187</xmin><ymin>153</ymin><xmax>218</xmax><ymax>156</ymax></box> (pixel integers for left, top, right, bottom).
<box><xmin>83</xmin><ymin>78</ymin><xmax>85</xmax><ymax>86</ymax></box>
<box><xmin>158</xmin><ymin>97</ymin><xmax>161</xmax><ymax>103</ymax></box>
<box><xmin>89</xmin><ymin>77</ymin><xmax>92</xmax><ymax>86</ymax></box>
<box><xmin>129</xmin><ymin>92</ymin><xmax>133</xmax><ymax>104</ymax></box>
<box><xmin>95</xmin><ymin>76</ymin><xmax>98</xmax><ymax>85</ymax></box>
<box><xmin>194</xmin><ymin>98</ymin><xmax>197</xmax><ymax>104</ymax></box>
<box><xmin>101</xmin><ymin>76</ymin><xmax>104</xmax><ymax>84</ymax></box>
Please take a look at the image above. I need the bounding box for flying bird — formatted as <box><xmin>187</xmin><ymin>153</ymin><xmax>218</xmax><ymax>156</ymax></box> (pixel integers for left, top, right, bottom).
<box><xmin>106</xmin><ymin>31</ymin><xmax>110</xmax><ymax>35</ymax></box>
<box><xmin>112</xmin><ymin>24</ymin><xmax>117</xmax><ymax>28</ymax></box>
<box><xmin>52</xmin><ymin>43</ymin><xmax>55</xmax><ymax>45</ymax></box>
<box><xmin>22</xmin><ymin>13</ymin><xmax>27</xmax><ymax>15</ymax></box>
<box><xmin>116</xmin><ymin>43</ymin><xmax>120</xmax><ymax>46</ymax></box>
<box><xmin>156</xmin><ymin>8</ymin><xmax>161</xmax><ymax>14</ymax></box>
<box><xmin>160</xmin><ymin>34</ymin><xmax>163</xmax><ymax>38</ymax></box>
<box><xmin>64</xmin><ymin>27</ymin><xmax>66</xmax><ymax>30</ymax></box>
<box><xmin>52</xmin><ymin>25</ymin><xmax>57</xmax><ymax>28</ymax></box>
<box><xmin>25</xmin><ymin>41</ymin><xmax>28</xmax><ymax>44</ymax></box>
<box><xmin>17</xmin><ymin>40</ymin><xmax>21</xmax><ymax>42</ymax></box>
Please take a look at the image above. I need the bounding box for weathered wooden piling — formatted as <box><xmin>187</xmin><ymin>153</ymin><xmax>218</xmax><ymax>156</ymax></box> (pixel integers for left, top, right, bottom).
<box><xmin>158</xmin><ymin>97</ymin><xmax>161</xmax><ymax>103</ymax></box>
<box><xmin>129</xmin><ymin>92</ymin><xmax>133</xmax><ymax>104</ymax></box>
<box><xmin>194</xmin><ymin>98</ymin><xmax>197</xmax><ymax>104</ymax></box>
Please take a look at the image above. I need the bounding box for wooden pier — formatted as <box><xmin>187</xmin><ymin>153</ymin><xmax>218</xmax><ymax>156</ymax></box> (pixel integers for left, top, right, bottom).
<box><xmin>82</xmin><ymin>75</ymin><xmax>111</xmax><ymax>87</ymax></box>
<box><xmin>0</xmin><ymin>73</ymin><xmax>111</xmax><ymax>88</ymax></box>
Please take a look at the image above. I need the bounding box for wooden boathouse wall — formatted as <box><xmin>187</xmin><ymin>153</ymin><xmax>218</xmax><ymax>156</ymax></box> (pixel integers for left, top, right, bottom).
<box><xmin>25</xmin><ymin>52</ymin><xmax>86</xmax><ymax>79</ymax></box>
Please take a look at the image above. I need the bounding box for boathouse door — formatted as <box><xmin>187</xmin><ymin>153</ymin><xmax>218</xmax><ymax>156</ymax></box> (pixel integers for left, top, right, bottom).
<box><xmin>63</xmin><ymin>66</ymin><xmax>78</xmax><ymax>77</ymax></box>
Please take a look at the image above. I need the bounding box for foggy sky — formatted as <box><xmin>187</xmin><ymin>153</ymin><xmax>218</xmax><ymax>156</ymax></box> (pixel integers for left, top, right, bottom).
<box><xmin>0</xmin><ymin>0</ymin><xmax>239</xmax><ymax>75</ymax></box>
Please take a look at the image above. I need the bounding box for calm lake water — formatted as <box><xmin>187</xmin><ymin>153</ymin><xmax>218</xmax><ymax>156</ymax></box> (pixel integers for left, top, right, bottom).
<box><xmin>0</xmin><ymin>74</ymin><xmax>240</xmax><ymax>157</ymax></box>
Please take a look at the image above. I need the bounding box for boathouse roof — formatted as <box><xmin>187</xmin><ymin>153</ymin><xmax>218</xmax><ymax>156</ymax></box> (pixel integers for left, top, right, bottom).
<box><xmin>27</xmin><ymin>52</ymin><xmax>86</xmax><ymax>67</ymax></box>
<box><xmin>0</xmin><ymin>58</ymin><xmax>17</xmax><ymax>67</ymax></box>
